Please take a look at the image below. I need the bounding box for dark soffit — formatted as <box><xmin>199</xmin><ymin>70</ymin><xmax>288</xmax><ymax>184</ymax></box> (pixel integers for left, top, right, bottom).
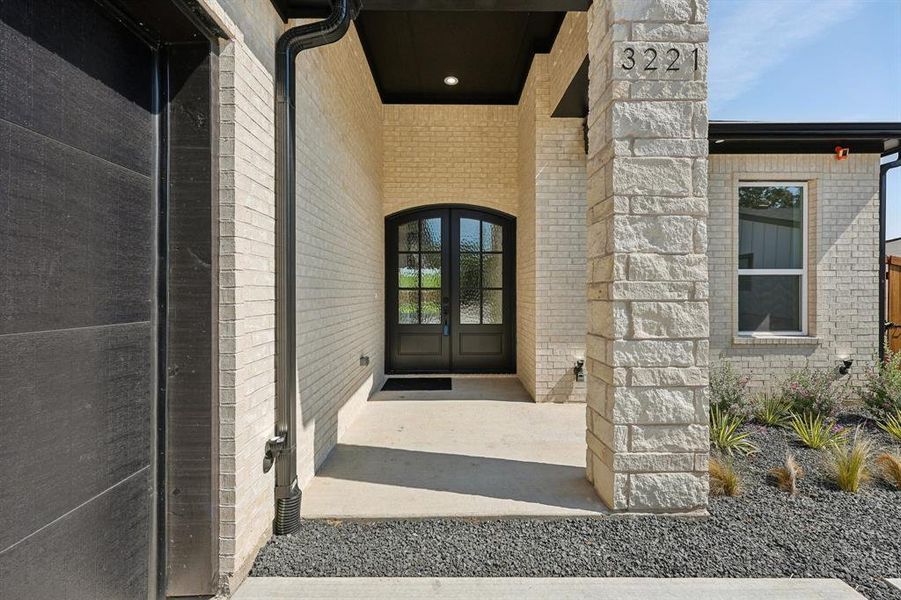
<box><xmin>271</xmin><ymin>0</ymin><xmax>588</xmax><ymax>19</ymax></box>
<box><xmin>354</xmin><ymin>11</ymin><xmax>565</xmax><ymax>104</ymax></box>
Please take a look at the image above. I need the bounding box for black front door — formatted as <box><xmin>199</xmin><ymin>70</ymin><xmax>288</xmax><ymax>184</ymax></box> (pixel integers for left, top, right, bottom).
<box><xmin>387</xmin><ymin>207</ymin><xmax>515</xmax><ymax>373</ymax></box>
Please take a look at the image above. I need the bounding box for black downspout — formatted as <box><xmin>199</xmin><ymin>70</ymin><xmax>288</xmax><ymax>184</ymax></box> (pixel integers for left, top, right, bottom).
<box><xmin>271</xmin><ymin>0</ymin><xmax>360</xmax><ymax>535</ymax></box>
<box><xmin>879</xmin><ymin>149</ymin><xmax>901</xmax><ymax>360</ymax></box>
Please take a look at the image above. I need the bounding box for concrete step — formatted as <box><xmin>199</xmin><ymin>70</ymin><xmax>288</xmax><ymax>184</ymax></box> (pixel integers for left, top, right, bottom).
<box><xmin>232</xmin><ymin>577</ymin><xmax>867</xmax><ymax>599</ymax></box>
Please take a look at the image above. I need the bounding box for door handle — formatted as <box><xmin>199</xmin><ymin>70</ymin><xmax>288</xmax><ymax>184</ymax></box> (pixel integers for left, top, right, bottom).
<box><xmin>442</xmin><ymin>297</ymin><xmax>449</xmax><ymax>336</ymax></box>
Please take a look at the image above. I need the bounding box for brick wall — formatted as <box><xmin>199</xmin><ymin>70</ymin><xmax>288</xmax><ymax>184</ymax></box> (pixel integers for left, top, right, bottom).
<box><xmin>383</xmin><ymin>105</ymin><xmax>519</xmax><ymax>217</ymax></box>
<box><xmin>202</xmin><ymin>0</ymin><xmax>283</xmax><ymax>592</ymax></box>
<box><xmin>517</xmin><ymin>62</ymin><xmax>538</xmax><ymax>399</ymax></box>
<box><xmin>549</xmin><ymin>11</ymin><xmax>588</xmax><ymax>115</ymax></box>
<box><xmin>708</xmin><ymin>153</ymin><xmax>881</xmax><ymax>386</ymax></box>
<box><xmin>293</xmin><ymin>23</ymin><xmax>385</xmax><ymax>487</ymax></box>
<box><xmin>519</xmin><ymin>55</ymin><xmax>589</xmax><ymax>403</ymax></box>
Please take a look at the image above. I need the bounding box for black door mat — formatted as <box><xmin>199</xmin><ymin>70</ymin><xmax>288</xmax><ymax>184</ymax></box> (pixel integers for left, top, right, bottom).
<box><xmin>381</xmin><ymin>377</ymin><xmax>452</xmax><ymax>391</ymax></box>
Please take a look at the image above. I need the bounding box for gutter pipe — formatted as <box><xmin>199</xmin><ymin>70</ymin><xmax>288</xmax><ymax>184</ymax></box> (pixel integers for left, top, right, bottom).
<box><xmin>270</xmin><ymin>0</ymin><xmax>360</xmax><ymax>535</ymax></box>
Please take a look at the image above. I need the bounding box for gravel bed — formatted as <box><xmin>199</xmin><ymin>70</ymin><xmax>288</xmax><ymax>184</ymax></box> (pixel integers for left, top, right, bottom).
<box><xmin>251</xmin><ymin>417</ymin><xmax>901</xmax><ymax>599</ymax></box>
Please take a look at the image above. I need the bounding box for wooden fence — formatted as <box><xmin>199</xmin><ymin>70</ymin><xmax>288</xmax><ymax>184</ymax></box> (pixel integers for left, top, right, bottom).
<box><xmin>886</xmin><ymin>256</ymin><xmax>901</xmax><ymax>353</ymax></box>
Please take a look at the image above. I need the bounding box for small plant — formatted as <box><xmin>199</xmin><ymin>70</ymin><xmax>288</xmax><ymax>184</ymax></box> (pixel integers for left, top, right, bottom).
<box><xmin>877</xmin><ymin>410</ymin><xmax>901</xmax><ymax>443</ymax></box>
<box><xmin>789</xmin><ymin>412</ymin><xmax>846</xmax><ymax>449</ymax></box>
<box><xmin>769</xmin><ymin>452</ymin><xmax>804</xmax><ymax>495</ymax></box>
<box><xmin>709</xmin><ymin>456</ymin><xmax>742</xmax><ymax>496</ymax></box>
<box><xmin>778</xmin><ymin>367</ymin><xmax>847</xmax><ymax>416</ymax></box>
<box><xmin>859</xmin><ymin>345</ymin><xmax>901</xmax><ymax>421</ymax></box>
<box><xmin>825</xmin><ymin>430</ymin><xmax>873</xmax><ymax>493</ymax></box>
<box><xmin>755</xmin><ymin>393</ymin><xmax>792</xmax><ymax>428</ymax></box>
<box><xmin>709</xmin><ymin>362</ymin><xmax>753</xmax><ymax>417</ymax></box>
<box><xmin>875</xmin><ymin>453</ymin><xmax>901</xmax><ymax>488</ymax></box>
<box><xmin>709</xmin><ymin>406</ymin><xmax>758</xmax><ymax>456</ymax></box>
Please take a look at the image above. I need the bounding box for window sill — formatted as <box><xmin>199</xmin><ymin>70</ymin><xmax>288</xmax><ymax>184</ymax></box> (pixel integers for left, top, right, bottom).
<box><xmin>732</xmin><ymin>334</ymin><xmax>821</xmax><ymax>347</ymax></box>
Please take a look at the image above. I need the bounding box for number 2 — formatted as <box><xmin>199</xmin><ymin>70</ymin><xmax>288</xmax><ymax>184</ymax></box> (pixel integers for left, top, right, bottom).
<box><xmin>644</xmin><ymin>48</ymin><xmax>657</xmax><ymax>71</ymax></box>
<box><xmin>666</xmin><ymin>48</ymin><xmax>680</xmax><ymax>71</ymax></box>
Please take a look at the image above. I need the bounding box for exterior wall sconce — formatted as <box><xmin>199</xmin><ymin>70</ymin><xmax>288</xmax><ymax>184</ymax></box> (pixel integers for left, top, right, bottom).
<box><xmin>574</xmin><ymin>359</ymin><xmax>585</xmax><ymax>382</ymax></box>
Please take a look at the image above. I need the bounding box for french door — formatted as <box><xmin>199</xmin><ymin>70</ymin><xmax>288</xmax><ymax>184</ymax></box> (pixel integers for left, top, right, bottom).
<box><xmin>387</xmin><ymin>207</ymin><xmax>515</xmax><ymax>373</ymax></box>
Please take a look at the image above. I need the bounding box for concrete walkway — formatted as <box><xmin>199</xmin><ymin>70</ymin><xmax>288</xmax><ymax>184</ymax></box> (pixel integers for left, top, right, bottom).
<box><xmin>233</xmin><ymin>578</ymin><xmax>867</xmax><ymax>599</ymax></box>
<box><xmin>300</xmin><ymin>377</ymin><xmax>607</xmax><ymax>519</ymax></box>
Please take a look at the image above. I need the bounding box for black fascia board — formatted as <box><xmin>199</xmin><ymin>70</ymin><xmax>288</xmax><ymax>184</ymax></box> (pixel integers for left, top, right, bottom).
<box><xmin>709</xmin><ymin>121</ymin><xmax>901</xmax><ymax>155</ymax></box>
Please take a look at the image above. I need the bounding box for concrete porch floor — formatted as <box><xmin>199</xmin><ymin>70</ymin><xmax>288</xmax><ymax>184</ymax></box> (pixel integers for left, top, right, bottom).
<box><xmin>233</xmin><ymin>578</ymin><xmax>868</xmax><ymax>600</ymax></box>
<box><xmin>300</xmin><ymin>377</ymin><xmax>608</xmax><ymax>519</ymax></box>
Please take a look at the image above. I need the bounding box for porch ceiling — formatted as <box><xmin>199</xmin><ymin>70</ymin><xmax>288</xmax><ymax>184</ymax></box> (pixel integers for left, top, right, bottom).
<box><xmin>271</xmin><ymin>0</ymin><xmax>588</xmax><ymax>104</ymax></box>
<box><xmin>355</xmin><ymin>11</ymin><xmax>564</xmax><ymax>104</ymax></box>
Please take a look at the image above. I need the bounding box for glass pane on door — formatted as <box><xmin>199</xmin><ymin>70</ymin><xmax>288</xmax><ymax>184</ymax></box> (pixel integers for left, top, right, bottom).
<box><xmin>459</xmin><ymin>217</ymin><xmax>503</xmax><ymax>325</ymax></box>
<box><xmin>397</xmin><ymin>217</ymin><xmax>443</xmax><ymax>324</ymax></box>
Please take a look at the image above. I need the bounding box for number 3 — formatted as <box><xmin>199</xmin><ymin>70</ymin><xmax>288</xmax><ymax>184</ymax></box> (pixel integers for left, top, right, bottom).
<box><xmin>622</xmin><ymin>47</ymin><xmax>635</xmax><ymax>70</ymax></box>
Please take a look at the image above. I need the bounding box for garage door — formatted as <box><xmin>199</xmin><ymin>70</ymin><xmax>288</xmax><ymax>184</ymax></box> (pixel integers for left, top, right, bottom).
<box><xmin>0</xmin><ymin>0</ymin><xmax>157</xmax><ymax>597</ymax></box>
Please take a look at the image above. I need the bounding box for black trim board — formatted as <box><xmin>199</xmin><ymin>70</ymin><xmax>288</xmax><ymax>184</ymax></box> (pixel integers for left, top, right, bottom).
<box><xmin>709</xmin><ymin>122</ymin><xmax>901</xmax><ymax>155</ymax></box>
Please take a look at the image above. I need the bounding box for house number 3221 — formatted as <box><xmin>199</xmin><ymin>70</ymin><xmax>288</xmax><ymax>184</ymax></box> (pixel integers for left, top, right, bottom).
<box><xmin>621</xmin><ymin>47</ymin><xmax>699</xmax><ymax>72</ymax></box>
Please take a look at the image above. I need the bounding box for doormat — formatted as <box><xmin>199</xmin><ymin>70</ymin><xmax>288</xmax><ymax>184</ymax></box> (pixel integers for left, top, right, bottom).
<box><xmin>381</xmin><ymin>377</ymin><xmax>452</xmax><ymax>391</ymax></box>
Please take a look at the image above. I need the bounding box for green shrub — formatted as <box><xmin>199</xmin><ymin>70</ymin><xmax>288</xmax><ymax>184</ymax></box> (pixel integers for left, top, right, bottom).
<box><xmin>789</xmin><ymin>412</ymin><xmax>846</xmax><ymax>449</ymax></box>
<box><xmin>709</xmin><ymin>362</ymin><xmax>752</xmax><ymax>417</ymax></box>
<box><xmin>826</xmin><ymin>430</ymin><xmax>873</xmax><ymax>493</ymax></box>
<box><xmin>859</xmin><ymin>348</ymin><xmax>901</xmax><ymax>421</ymax></box>
<box><xmin>754</xmin><ymin>393</ymin><xmax>792</xmax><ymax>428</ymax></box>
<box><xmin>710</xmin><ymin>407</ymin><xmax>758</xmax><ymax>456</ymax></box>
<box><xmin>877</xmin><ymin>410</ymin><xmax>901</xmax><ymax>443</ymax></box>
<box><xmin>778</xmin><ymin>367</ymin><xmax>847</xmax><ymax>416</ymax></box>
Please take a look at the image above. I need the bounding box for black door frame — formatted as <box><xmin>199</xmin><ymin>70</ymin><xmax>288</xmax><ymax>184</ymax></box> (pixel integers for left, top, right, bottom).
<box><xmin>385</xmin><ymin>204</ymin><xmax>517</xmax><ymax>375</ymax></box>
<box><xmin>89</xmin><ymin>2</ymin><xmax>225</xmax><ymax>597</ymax></box>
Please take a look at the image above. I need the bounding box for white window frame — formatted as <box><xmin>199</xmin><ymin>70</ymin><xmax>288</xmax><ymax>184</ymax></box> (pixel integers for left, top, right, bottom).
<box><xmin>736</xmin><ymin>181</ymin><xmax>808</xmax><ymax>337</ymax></box>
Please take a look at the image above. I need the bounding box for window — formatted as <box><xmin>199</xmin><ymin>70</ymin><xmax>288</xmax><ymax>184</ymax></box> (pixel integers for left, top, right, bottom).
<box><xmin>737</xmin><ymin>182</ymin><xmax>807</xmax><ymax>335</ymax></box>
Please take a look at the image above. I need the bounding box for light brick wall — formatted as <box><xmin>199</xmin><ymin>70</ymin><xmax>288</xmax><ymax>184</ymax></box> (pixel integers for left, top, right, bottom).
<box><xmin>585</xmin><ymin>0</ymin><xmax>710</xmax><ymax>511</ymax></box>
<box><xmin>383</xmin><ymin>105</ymin><xmax>519</xmax><ymax>217</ymax></box>
<box><xmin>519</xmin><ymin>55</ymin><xmax>589</xmax><ymax>403</ymax></box>
<box><xmin>202</xmin><ymin>0</ymin><xmax>283</xmax><ymax>592</ymax></box>
<box><xmin>549</xmin><ymin>11</ymin><xmax>588</xmax><ymax>115</ymax></box>
<box><xmin>294</xmin><ymin>23</ymin><xmax>385</xmax><ymax>487</ymax></box>
<box><xmin>708</xmin><ymin>153</ymin><xmax>881</xmax><ymax>385</ymax></box>
<box><xmin>517</xmin><ymin>62</ymin><xmax>539</xmax><ymax>399</ymax></box>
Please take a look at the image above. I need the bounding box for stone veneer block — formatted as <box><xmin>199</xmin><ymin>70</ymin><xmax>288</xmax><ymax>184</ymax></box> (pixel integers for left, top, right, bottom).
<box><xmin>585</xmin><ymin>0</ymin><xmax>710</xmax><ymax>512</ymax></box>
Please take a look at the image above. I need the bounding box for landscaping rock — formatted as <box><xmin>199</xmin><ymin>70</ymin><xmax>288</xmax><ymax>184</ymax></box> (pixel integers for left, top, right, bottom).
<box><xmin>251</xmin><ymin>417</ymin><xmax>901</xmax><ymax>600</ymax></box>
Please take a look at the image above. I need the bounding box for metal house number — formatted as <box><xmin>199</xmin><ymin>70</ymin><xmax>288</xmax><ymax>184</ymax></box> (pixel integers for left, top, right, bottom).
<box><xmin>621</xmin><ymin>47</ymin><xmax>699</xmax><ymax>72</ymax></box>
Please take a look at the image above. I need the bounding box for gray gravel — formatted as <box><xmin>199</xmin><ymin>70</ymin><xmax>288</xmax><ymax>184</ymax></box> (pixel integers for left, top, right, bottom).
<box><xmin>251</xmin><ymin>417</ymin><xmax>901</xmax><ymax>600</ymax></box>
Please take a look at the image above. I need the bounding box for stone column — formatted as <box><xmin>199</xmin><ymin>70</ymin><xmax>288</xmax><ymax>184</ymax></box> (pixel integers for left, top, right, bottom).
<box><xmin>585</xmin><ymin>0</ymin><xmax>710</xmax><ymax>512</ymax></box>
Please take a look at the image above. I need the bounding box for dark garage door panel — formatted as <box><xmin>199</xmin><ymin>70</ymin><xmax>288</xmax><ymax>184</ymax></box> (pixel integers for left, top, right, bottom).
<box><xmin>0</xmin><ymin>0</ymin><xmax>156</xmax><ymax>597</ymax></box>
<box><xmin>0</xmin><ymin>323</ymin><xmax>153</xmax><ymax>551</ymax></box>
<box><xmin>0</xmin><ymin>469</ymin><xmax>152</xmax><ymax>600</ymax></box>
<box><xmin>0</xmin><ymin>121</ymin><xmax>154</xmax><ymax>335</ymax></box>
<box><xmin>0</xmin><ymin>0</ymin><xmax>154</xmax><ymax>175</ymax></box>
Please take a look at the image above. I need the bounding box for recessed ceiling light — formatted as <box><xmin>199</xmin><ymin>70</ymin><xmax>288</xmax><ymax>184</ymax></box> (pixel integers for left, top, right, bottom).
<box><xmin>443</xmin><ymin>75</ymin><xmax>459</xmax><ymax>86</ymax></box>
<box><xmin>714</xmin><ymin>139</ymin><xmax>725</xmax><ymax>144</ymax></box>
